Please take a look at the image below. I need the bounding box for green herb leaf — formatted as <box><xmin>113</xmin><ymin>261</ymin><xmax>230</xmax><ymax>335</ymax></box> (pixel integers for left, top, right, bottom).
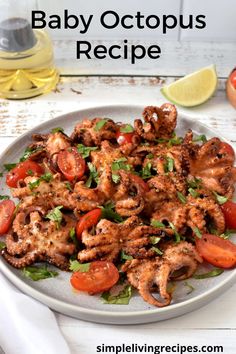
<box><xmin>101</xmin><ymin>285</ymin><xmax>132</xmax><ymax>305</ymax></box>
<box><xmin>151</xmin><ymin>246</ymin><xmax>163</xmax><ymax>255</ymax></box>
<box><xmin>111</xmin><ymin>157</ymin><xmax>131</xmax><ymax>172</ymax></box>
<box><xmin>167</xmin><ymin>133</ymin><xmax>183</xmax><ymax>147</ymax></box>
<box><xmin>151</xmin><ymin>220</ymin><xmax>165</xmax><ymax>228</ymax></box>
<box><xmin>101</xmin><ymin>202</ymin><xmax>123</xmax><ymax>223</ymax></box>
<box><xmin>0</xmin><ymin>195</ymin><xmax>10</xmax><ymax>200</ymax></box>
<box><xmin>184</xmin><ymin>281</ymin><xmax>195</xmax><ymax>295</ymax></box>
<box><xmin>164</xmin><ymin>157</ymin><xmax>174</xmax><ymax>173</ymax></box>
<box><xmin>188</xmin><ymin>188</ymin><xmax>199</xmax><ymax>198</ymax></box>
<box><xmin>213</xmin><ymin>192</ymin><xmax>228</xmax><ymax>205</ymax></box>
<box><xmin>169</xmin><ymin>222</ymin><xmax>181</xmax><ymax>243</ymax></box>
<box><xmin>19</xmin><ymin>146</ymin><xmax>42</xmax><ymax>162</ymax></box>
<box><xmin>141</xmin><ymin>162</ymin><xmax>154</xmax><ymax>179</ymax></box>
<box><xmin>69</xmin><ymin>260</ymin><xmax>90</xmax><ymax>272</ymax></box>
<box><xmin>65</xmin><ymin>182</ymin><xmax>72</xmax><ymax>192</ymax></box>
<box><xmin>51</xmin><ymin>127</ymin><xmax>64</xmax><ymax>134</ymax></box>
<box><xmin>85</xmin><ymin>163</ymin><xmax>99</xmax><ymax>188</ymax></box>
<box><xmin>0</xmin><ymin>241</ymin><xmax>6</xmax><ymax>250</ymax></box>
<box><xmin>28</xmin><ymin>173</ymin><xmax>53</xmax><ymax>190</ymax></box>
<box><xmin>146</xmin><ymin>153</ymin><xmax>154</xmax><ymax>159</ymax></box>
<box><xmin>193</xmin><ymin>227</ymin><xmax>202</xmax><ymax>239</ymax></box>
<box><xmin>177</xmin><ymin>191</ymin><xmax>186</xmax><ymax>204</ymax></box>
<box><xmin>193</xmin><ymin>134</ymin><xmax>207</xmax><ymax>143</ymax></box>
<box><xmin>120</xmin><ymin>250</ymin><xmax>133</xmax><ymax>261</ymax></box>
<box><xmin>77</xmin><ymin>144</ymin><xmax>98</xmax><ymax>159</ymax></box>
<box><xmin>112</xmin><ymin>174</ymin><xmax>120</xmax><ymax>184</ymax></box>
<box><xmin>22</xmin><ymin>265</ymin><xmax>58</xmax><ymax>281</ymax></box>
<box><xmin>120</xmin><ymin>124</ymin><xmax>134</xmax><ymax>133</ymax></box>
<box><xmin>94</xmin><ymin>119</ymin><xmax>108</xmax><ymax>131</ymax></box>
<box><xmin>46</xmin><ymin>206</ymin><xmax>63</xmax><ymax>229</ymax></box>
<box><xmin>187</xmin><ymin>177</ymin><xmax>202</xmax><ymax>189</ymax></box>
<box><xmin>149</xmin><ymin>236</ymin><xmax>161</xmax><ymax>245</ymax></box>
<box><xmin>4</xmin><ymin>163</ymin><xmax>16</xmax><ymax>171</ymax></box>
<box><xmin>220</xmin><ymin>229</ymin><xmax>236</xmax><ymax>240</ymax></box>
<box><xmin>193</xmin><ymin>268</ymin><xmax>224</xmax><ymax>279</ymax></box>
<box><xmin>69</xmin><ymin>227</ymin><xmax>79</xmax><ymax>247</ymax></box>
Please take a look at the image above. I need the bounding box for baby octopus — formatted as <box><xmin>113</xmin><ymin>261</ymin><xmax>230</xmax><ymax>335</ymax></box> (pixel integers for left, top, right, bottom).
<box><xmin>2</xmin><ymin>103</ymin><xmax>236</xmax><ymax>309</ymax></box>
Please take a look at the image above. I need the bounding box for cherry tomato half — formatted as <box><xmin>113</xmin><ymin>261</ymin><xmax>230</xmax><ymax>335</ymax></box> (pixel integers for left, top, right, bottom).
<box><xmin>129</xmin><ymin>173</ymin><xmax>150</xmax><ymax>193</ymax></box>
<box><xmin>6</xmin><ymin>160</ymin><xmax>44</xmax><ymax>188</ymax></box>
<box><xmin>219</xmin><ymin>142</ymin><xmax>235</xmax><ymax>160</ymax></box>
<box><xmin>221</xmin><ymin>201</ymin><xmax>236</xmax><ymax>229</ymax></box>
<box><xmin>116</xmin><ymin>131</ymin><xmax>135</xmax><ymax>145</ymax></box>
<box><xmin>196</xmin><ymin>234</ymin><xmax>236</xmax><ymax>269</ymax></box>
<box><xmin>230</xmin><ymin>70</ymin><xmax>236</xmax><ymax>89</ymax></box>
<box><xmin>76</xmin><ymin>208</ymin><xmax>102</xmax><ymax>239</ymax></box>
<box><xmin>0</xmin><ymin>200</ymin><xmax>15</xmax><ymax>235</ymax></box>
<box><xmin>70</xmin><ymin>261</ymin><xmax>119</xmax><ymax>294</ymax></box>
<box><xmin>57</xmin><ymin>147</ymin><xmax>85</xmax><ymax>181</ymax></box>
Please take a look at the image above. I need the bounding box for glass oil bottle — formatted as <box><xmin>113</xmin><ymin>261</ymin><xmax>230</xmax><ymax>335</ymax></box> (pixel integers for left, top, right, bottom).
<box><xmin>0</xmin><ymin>0</ymin><xmax>59</xmax><ymax>99</ymax></box>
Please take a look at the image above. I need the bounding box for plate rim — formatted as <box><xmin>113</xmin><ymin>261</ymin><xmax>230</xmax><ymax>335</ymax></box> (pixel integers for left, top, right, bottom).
<box><xmin>1</xmin><ymin>103</ymin><xmax>236</xmax><ymax>323</ymax></box>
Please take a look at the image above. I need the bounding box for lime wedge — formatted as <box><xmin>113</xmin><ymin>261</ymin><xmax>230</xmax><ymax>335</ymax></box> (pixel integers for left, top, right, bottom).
<box><xmin>161</xmin><ymin>65</ymin><xmax>218</xmax><ymax>107</ymax></box>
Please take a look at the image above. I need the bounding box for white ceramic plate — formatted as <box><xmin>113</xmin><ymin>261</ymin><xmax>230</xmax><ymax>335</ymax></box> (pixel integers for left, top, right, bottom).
<box><xmin>0</xmin><ymin>105</ymin><xmax>235</xmax><ymax>324</ymax></box>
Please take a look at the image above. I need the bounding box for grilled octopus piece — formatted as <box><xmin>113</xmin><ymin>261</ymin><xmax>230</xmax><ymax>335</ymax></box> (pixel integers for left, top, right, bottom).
<box><xmin>2</xmin><ymin>208</ymin><xmax>76</xmax><ymax>269</ymax></box>
<box><xmin>30</xmin><ymin>131</ymin><xmax>72</xmax><ymax>157</ymax></box>
<box><xmin>122</xmin><ymin>241</ymin><xmax>202</xmax><ymax>307</ymax></box>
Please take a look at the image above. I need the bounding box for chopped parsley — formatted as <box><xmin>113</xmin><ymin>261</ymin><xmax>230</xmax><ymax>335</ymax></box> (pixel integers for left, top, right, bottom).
<box><xmin>120</xmin><ymin>124</ymin><xmax>134</xmax><ymax>133</ymax></box>
<box><xmin>101</xmin><ymin>285</ymin><xmax>132</xmax><ymax>305</ymax></box>
<box><xmin>46</xmin><ymin>206</ymin><xmax>63</xmax><ymax>229</ymax></box>
<box><xmin>184</xmin><ymin>281</ymin><xmax>195</xmax><ymax>295</ymax></box>
<box><xmin>0</xmin><ymin>241</ymin><xmax>6</xmax><ymax>250</ymax></box>
<box><xmin>149</xmin><ymin>236</ymin><xmax>161</xmax><ymax>245</ymax></box>
<box><xmin>4</xmin><ymin>163</ymin><xmax>16</xmax><ymax>171</ymax></box>
<box><xmin>69</xmin><ymin>260</ymin><xmax>90</xmax><ymax>272</ymax></box>
<box><xmin>28</xmin><ymin>173</ymin><xmax>53</xmax><ymax>190</ymax></box>
<box><xmin>141</xmin><ymin>162</ymin><xmax>154</xmax><ymax>179</ymax></box>
<box><xmin>101</xmin><ymin>202</ymin><xmax>123</xmax><ymax>223</ymax></box>
<box><xmin>151</xmin><ymin>220</ymin><xmax>165</xmax><ymax>228</ymax></box>
<box><xmin>177</xmin><ymin>191</ymin><xmax>186</xmax><ymax>204</ymax></box>
<box><xmin>146</xmin><ymin>153</ymin><xmax>154</xmax><ymax>159</ymax></box>
<box><xmin>69</xmin><ymin>228</ymin><xmax>79</xmax><ymax>247</ymax></box>
<box><xmin>188</xmin><ymin>188</ymin><xmax>199</xmax><ymax>198</ymax></box>
<box><xmin>94</xmin><ymin>119</ymin><xmax>108</xmax><ymax>131</ymax></box>
<box><xmin>112</xmin><ymin>173</ymin><xmax>120</xmax><ymax>184</ymax></box>
<box><xmin>51</xmin><ymin>127</ymin><xmax>64</xmax><ymax>134</ymax></box>
<box><xmin>187</xmin><ymin>177</ymin><xmax>202</xmax><ymax>189</ymax></box>
<box><xmin>193</xmin><ymin>134</ymin><xmax>207</xmax><ymax>143</ymax></box>
<box><xmin>65</xmin><ymin>182</ymin><xmax>72</xmax><ymax>191</ymax></box>
<box><xmin>120</xmin><ymin>250</ymin><xmax>133</xmax><ymax>261</ymax></box>
<box><xmin>86</xmin><ymin>163</ymin><xmax>99</xmax><ymax>187</ymax></box>
<box><xmin>213</xmin><ymin>192</ymin><xmax>228</xmax><ymax>205</ymax></box>
<box><xmin>193</xmin><ymin>268</ymin><xmax>224</xmax><ymax>279</ymax></box>
<box><xmin>164</xmin><ymin>157</ymin><xmax>174</xmax><ymax>173</ymax></box>
<box><xmin>22</xmin><ymin>265</ymin><xmax>58</xmax><ymax>281</ymax></box>
<box><xmin>220</xmin><ymin>229</ymin><xmax>236</xmax><ymax>240</ymax></box>
<box><xmin>169</xmin><ymin>222</ymin><xmax>181</xmax><ymax>243</ymax></box>
<box><xmin>19</xmin><ymin>146</ymin><xmax>42</xmax><ymax>162</ymax></box>
<box><xmin>193</xmin><ymin>227</ymin><xmax>202</xmax><ymax>239</ymax></box>
<box><xmin>77</xmin><ymin>144</ymin><xmax>98</xmax><ymax>159</ymax></box>
<box><xmin>111</xmin><ymin>157</ymin><xmax>131</xmax><ymax>172</ymax></box>
<box><xmin>27</xmin><ymin>169</ymin><xmax>34</xmax><ymax>176</ymax></box>
<box><xmin>151</xmin><ymin>246</ymin><xmax>163</xmax><ymax>256</ymax></box>
<box><xmin>0</xmin><ymin>195</ymin><xmax>10</xmax><ymax>200</ymax></box>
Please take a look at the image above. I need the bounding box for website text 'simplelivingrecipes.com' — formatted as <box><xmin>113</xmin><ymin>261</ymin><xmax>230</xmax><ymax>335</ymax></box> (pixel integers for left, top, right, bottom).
<box><xmin>96</xmin><ymin>343</ymin><xmax>224</xmax><ymax>354</ymax></box>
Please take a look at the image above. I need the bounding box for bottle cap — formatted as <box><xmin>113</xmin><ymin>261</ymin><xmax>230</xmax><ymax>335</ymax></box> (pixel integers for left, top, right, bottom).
<box><xmin>0</xmin><ymin>17</ymin><xmax>36</xmax><ymax>52</ymax></box>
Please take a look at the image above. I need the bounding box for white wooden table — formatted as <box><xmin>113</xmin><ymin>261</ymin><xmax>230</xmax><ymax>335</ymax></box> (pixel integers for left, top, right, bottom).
<box><xmin>0</xmin><ymin>41</ymin><xmax>236</xmax><ymax>353</ymax></box>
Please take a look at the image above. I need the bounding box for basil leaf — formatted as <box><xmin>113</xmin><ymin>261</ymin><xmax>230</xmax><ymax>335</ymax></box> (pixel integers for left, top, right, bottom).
<box><xmin>112</xmin><ymin>174</ymin><xmax>120</xmax><ymax>184</ymax></box>
<box><xmin>46</xmin><ymin>206</ymin><xmax>63</xmax><ymax>229</ymax></box>
<box><xmin>151</xmin><ymin>246</ymin><xmax>163</xmax><ymax>255</ymax></box>
<box><xmin>28</xmin><ymin>173</ymin><xmax>53</xmax><ymax>190</ymax></box>
<box><xmin>101</xmin><ymin>285</ymin><xmax>132</xmax><ymax>305</ymax></box>
<box><xmin>169</xmin><ymin>222</ymin><xmax>181</xmax><ymax>243</ymax></box>
<box><xmin>69</xmin><ymin>260</ymin><xmax>90</xmax><ymax>272</ymax></box>
<box><xmin>94</xmin><ymin>119</ymin><xmax>108</xmax><ymax>131</ymax></box>
<box><xmin>86</xmin><ymin>163</ymin><xmax>99</xmax><ymax>188</ymax></box>
<box><xmin>4</xmin><ymin>163</ymin><xmax>16</xmax><ymax>171</ymax></box>
<box><xmin>77</xmin><ymin>144</ymin><xmax>98</xmax><ymax>159</ymax></box>
<box><xmin>51</xmin><ymin>127</ymin><xmax>64</xmax><ymax>134</ymax></box>
<box><xmin>164</xmin><ymin>157</ymin><xmax>174</xmax><ymax>173</ymax></box>
<box><xmin>0</xmin><ymin>195</ymin><xmax>10</xmax><ymax>200</ymax></box>
<box><xmin>120</xmin><ymin>124</ymin><xmax>134</xmax><ymax>133</ymax></box>
<box><xmin>151</xmin><ymin>220</ymin><xmax>165</xmax><ymax>228</ymax></box>
<box><xmin>193</xmin><ymin>268</ymin><xmax>224</xmax><ymax>279</ymax></box>
<box><xmin>120</xmin><ymin>250</ymin><xmax>133</xmax><ymax>261</ymax></box>
<box><xmin>193</xmin><ymin>134</ymin><xmax>207</xmax><ymax>143</ymax></box>
<box><xmin>213</xmin><ymin>192</ymin><xmax>228</xmax><ymax>205</ymax></box>
<box><xmin>19</xmin><ymin>146</ymin><xmax>42</xmax><ymax>162</ymax></box>
<box><xmin>149</xmin><ymin>236</ymin><xmax>161</xmax><ymax>245</ymax></box>
<box><xmin>193</xmin><ymin>227</ymin><xmax>202</xmax><ymax>239</ymax></box>
<box><xmin>22</xmin><ymin>265</ymin><xmax>58</xmax><ymax>281</ymax></box>
<box><xmin>177</xmin><ymin>191</ymin><xmax>186</xmax><ymax>204</ymax></box>
<box><xmin>188</xmin><ymin>188</ymin><xmax>199</xmax><ymax>198</ymax></box>
<box><xmin>184</xmin><ymin>281</ymin><xmax>195</xmax><ymax>295</ymax></box>
<box><xmin>101</xmin><ymin>202</ymin><xmax>123</xmax><ymax>223</ymax></box>
<box><xmin>0</xmin><ymin>241</ymin><xmax>6</xmax><ymax>250</ymax></box>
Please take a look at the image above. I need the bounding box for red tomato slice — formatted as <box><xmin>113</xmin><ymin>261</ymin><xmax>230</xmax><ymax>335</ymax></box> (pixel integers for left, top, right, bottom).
<box><xmin>70</xmin><ymin>261</ymin><xmax>119</xmax><ymax>294</ymax></box>
<box><xmin>129</xmin><ymin>173</ymin><xmax>149</xmax><ymax>193</ymax></box>
<box><xmin>221</xmin><ymin>201</ymin><xmax>236</xmax><ymax>229</ymax></box>
<box><xmin>219</xmin><ymin>142</ymin><xmax>235</xmax><ymax>160</ymax></box>
<box><xmin>116</xmin><ymin>131</ymin><xmax>135</xmax><ymax>145</ymax></box>
<box><xmin>230</xmin><ymin>70</ymin><xmax>236</xmax><ymax>89</ymax></box>
<box><xmin>6</xmin><ymin>160</ymin><xmax>44</xmax><ymax>188</ymax></box>
<box><xmin>196</xmin><ymin>234</ymin><xmax>236</xmax><ymax>269</ymax></box>
<box><xmin>76</xmin><ymin>208</ymin><xmax>102</xmax><ymax>239</ymax></box>
<box><xmin>57</xmin><ymin>148</ymin><xmax>85</xmax><ymax>181</ymax></box>
<box><xmin>0</xmin><ymin>200</ymin><xmax>15</xmax><ymax>235</ymax></box>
